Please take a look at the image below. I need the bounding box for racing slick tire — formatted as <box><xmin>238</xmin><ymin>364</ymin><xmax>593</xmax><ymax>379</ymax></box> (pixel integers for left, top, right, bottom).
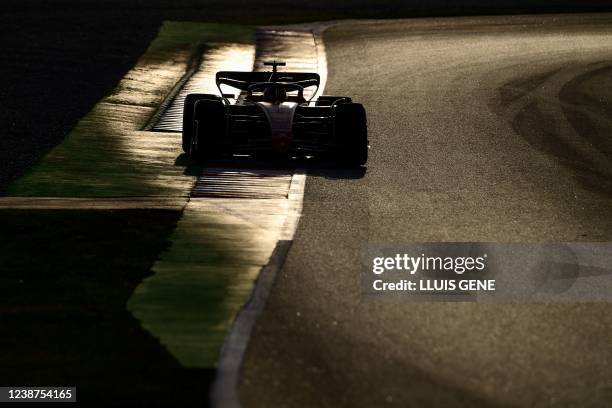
<box><xmin>333</xmin><ymin>103</ymin><xmax>368</xmax><ymax>166</ymax></box>
<box><xmin>191</xmin><ymin>99</ymin><xmax>226</xmax><ymax>162</ymax></box>
<box><xmin>182</xmin><ymin>94</ymin><xmax>222</xmax><ymax>153</ymax></box>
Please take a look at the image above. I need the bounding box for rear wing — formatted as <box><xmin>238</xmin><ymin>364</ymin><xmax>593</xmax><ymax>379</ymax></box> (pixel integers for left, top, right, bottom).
<box><xmin>216</xmin><ymin>71</ymin><xmax>320</xmax><ymax>91</ymax></box>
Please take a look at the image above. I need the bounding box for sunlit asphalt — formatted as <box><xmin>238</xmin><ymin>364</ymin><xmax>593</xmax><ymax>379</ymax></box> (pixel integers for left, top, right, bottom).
<box><xmin>240</xmin><ymin>14</ymin><xmax>612</xmax><ymax>407</ymax></box>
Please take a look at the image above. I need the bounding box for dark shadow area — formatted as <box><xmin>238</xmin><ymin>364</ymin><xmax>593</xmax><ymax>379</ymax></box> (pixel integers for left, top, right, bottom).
<box><xmin>175</xmin><ymin>153</ymin><xmax>204</xmax><ymax>178</ymax></box>
<box><xmin>513</xmin><ymin>103</ymin><xmax>612</xmax><ymax>196</ymax></box>
<box><xmin>498</xmin><ymin>68</ymin><xmax>562</xmax><ymax>107</ymax></box>
<box><xmin>0</xmin><ymin>8</ymin><xmax>165</xmax><ymax>194</ymax></box>
<box><xmin>4</xmin><ymin>1</ymin><xmax>612</xmax><ymax>21</ymax></box>
<box><xmin>0</xmin><ymin>210</ymin><xmax>214</xmax><ymax>406</ymax></box>
<box><xmin>175</xmin><ymin>152</ymin><xmax>368</xmax><ymax>180</ymax></box>
<box><xmin>560</xmin><ymin>63</ymin><xmax>612</xmax><ymax>159</ymax></box>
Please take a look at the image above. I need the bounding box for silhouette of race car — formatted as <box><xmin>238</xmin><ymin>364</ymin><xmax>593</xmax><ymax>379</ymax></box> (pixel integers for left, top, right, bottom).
<box><xmin>182</xmin><ymin>61</ymin><xmax>368</xmax><ymax>166</ymax></box>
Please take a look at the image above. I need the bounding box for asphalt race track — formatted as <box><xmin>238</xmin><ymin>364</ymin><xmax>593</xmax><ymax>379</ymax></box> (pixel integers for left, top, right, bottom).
<box><xmin>240</xmin><ymin>14</ymin><xmax>612</xmax><ymax>407</ymax></box>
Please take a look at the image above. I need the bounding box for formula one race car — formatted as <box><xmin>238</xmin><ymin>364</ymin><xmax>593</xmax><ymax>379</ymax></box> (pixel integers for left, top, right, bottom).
<box><xmin>182</xmin><ymin>61</ymin><xmax>368</xmax><ymax>166</ymax></box>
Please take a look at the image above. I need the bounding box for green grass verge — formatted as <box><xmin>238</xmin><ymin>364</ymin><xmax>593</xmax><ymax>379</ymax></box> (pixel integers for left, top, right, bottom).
<box><xmin>128</xmin><ymin>205</ymin><xmax>266</xmax><ymax>368</ymax></box>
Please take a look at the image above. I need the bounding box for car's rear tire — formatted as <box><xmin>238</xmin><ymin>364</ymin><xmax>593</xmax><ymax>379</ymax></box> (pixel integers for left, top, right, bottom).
<box><xmin>182</xmin><ymin>94</ymin><xmax>221</xmax><ymax>154</ymax></box>
<box><xmin>333</xmin><ymin>103</ymin><xmax>368</xmax><ymax>166</ymax></box>
<box><xmin>191</xmin><ymin>99</ymin><xmax>226</xmax><ymax>162</ymax></box>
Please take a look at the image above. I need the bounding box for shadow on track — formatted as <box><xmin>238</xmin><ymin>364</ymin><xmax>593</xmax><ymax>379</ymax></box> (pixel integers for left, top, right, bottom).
<box><xmin>500</xmin><ymin>62</ymin><xmax>612</xmax><ymax>197</ymax></box>
<box><xmin>175</xmin><ymin>153</ymin><xmax>367</xmax><ymax>180</ymax></box>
